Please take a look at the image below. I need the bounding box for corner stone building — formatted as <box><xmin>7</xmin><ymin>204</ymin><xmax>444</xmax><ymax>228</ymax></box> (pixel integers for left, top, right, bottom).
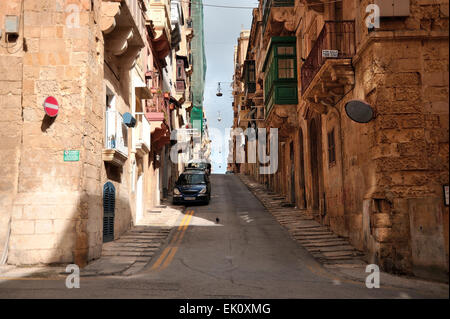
<box><xmin>0</xmin><ymin>0</ymin><xmax>151</xmax><ymax>266</ymax></box>
<box><xmin>236</xmin><ymin>0</ymin><xmax>449</xmax><ymax>281</ymax></box>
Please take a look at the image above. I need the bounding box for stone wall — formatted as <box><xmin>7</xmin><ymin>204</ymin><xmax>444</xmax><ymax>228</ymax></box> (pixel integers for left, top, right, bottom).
<box><xmin>341</xmin><ymin>0</ymin><xmax>449</xmax><ymax>278</ymax></box>
<box><xmin>1</xmin><ymin>0</ymin><xmax>136</xmax><ymax>266</ymax></box>
<box><xmin>0</xmin><ymin>0</ymin><xmax>24</xmax><ymax>262</ymax></box>
<box><xmin>295</xmin><ymin>0</ymin><xmax>449</xmax><ymax>279</ymax></box>
<box><xmin>5</xmin><ymin>0</ymin><xmax>99</xmax><ymax>266</ymax></box>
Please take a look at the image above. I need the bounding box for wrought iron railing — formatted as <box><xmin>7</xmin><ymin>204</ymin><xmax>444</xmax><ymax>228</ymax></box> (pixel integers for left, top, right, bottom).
<box><xmin>300</xmin><ymin>21</ymin><xmax>355</xmax><ymax>95</ymax></box>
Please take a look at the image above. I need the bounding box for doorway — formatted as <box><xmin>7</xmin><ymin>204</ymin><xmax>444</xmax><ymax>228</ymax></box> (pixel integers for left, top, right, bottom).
<box><xmin>309</xmin><ymin>119</ymin><xmax>321</xmax><ymax>210</ymax></box>
<box><xmin>290</xmin><ymin>142</ymin><xmax>295</xmax><ymax>204</ymax></box>
<box><xmin>136</xmin><ymin>174</ymin><xmax>143</xmax><ymax>223</ymax></box>
<box><xmin>298</xmin><ymin>129</ymin><xmax>307</xmax><ymax>209</ymax></box>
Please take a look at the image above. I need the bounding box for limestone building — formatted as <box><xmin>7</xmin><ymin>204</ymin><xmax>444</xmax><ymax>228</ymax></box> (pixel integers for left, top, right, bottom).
<box><xmin>0</xmin><ymin>0</ymin><xmax>203</xmax><ymax>267</ymax></box>
<box><xmin>232</xmin><ymin>0</ymin><xmax>449</xmax><ymax>281</ymax></box>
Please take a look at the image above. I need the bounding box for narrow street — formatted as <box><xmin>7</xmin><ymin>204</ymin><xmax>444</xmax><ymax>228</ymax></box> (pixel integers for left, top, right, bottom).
<box><xmin>0</xmin><ymin>175</ymin><xmax>447</xmax><ymax>299</ymax></box>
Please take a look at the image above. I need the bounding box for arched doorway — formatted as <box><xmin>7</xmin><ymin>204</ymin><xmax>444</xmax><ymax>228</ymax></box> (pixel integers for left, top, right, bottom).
<box><xmin>103</xmin><ymin>182</ymin><xmax>116</xmax><ymax>243</ymax></box>
<box><xmin>298</xmin><ymin>129</ymin><xmax>307</xmax><ymax>209</ymax></box>
<box><xmin>309</xmin><ymin>119</ymin><xmax>321</xmax><ymax>210</ymax></box>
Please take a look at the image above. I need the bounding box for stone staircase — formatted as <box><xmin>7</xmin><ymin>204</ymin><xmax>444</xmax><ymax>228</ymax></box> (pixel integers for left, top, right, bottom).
<box><xmin>82</xmin><ymin>226</ymin><xmax>171</xmax><ymax>276</ymax></box>
<box><xmin>239</xmin><ymin>174</ymin><xmax>367</xmax><ymax>269</ymax></box>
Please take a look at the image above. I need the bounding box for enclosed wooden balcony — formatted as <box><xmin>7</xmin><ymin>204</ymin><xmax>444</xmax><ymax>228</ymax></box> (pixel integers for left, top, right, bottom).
<box><xmin>300</xmin><ymin>21</ymin><xmax>355</xmax><ymax>113</ymax></box>
<box><xmin>243</xmin><ymin>60</ymin><xmax>256</xmax><ymax>98</ymax></box>
<box><xmin>262</xmin><ymin>0</ymin><xmax>296</xmax><ymax>43</ymax></box>
<box><xmin>263</xmin><ymin>37</ymin><xmax>298</xmax><ymax>134</ymax></box>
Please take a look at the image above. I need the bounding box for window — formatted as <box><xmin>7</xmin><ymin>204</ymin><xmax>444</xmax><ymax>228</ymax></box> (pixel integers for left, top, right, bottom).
<box><xmin>277</xmin><ymin>46</ymin><xmax>294</xmax><ymax>55</ymax></box>
<box><xmin>176</xmin><ymin>59</ymin><xmax>185</xmax><ymax>80</ymax></box>
<box><xmin>177</xmin><ymin>174</ymin><xmax>206</xmax><ymax>185</ymax></box>
<box><xmin>278</xmin><ymin>58</ymin><xmax>295</xmax><ymax>79</ymax></box>
<box><xmin>247</xmin><ymin>61</ymin><xmax>255</xmax><ymax>82</ymax></box>
<box><xmin>262</xmin><ymin>37</ymin><xmax>298</xmax><ymax>110</ymax></box>
<box><xmin>327</xmin><ymin>129</ymin><xmax>336</xmax><ymax>165</ymax></box>
<box><xmin>105</xmin><ymin>87</ymin><xmax>128</xmax><ymax>156</ymax></box>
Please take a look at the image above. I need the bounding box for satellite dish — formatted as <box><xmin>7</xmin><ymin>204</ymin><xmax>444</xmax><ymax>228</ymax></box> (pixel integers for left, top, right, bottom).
<box><xmin>345</xmin><ymin>100</ymin><xmax>374</xmax><ymax>123</ymax></box>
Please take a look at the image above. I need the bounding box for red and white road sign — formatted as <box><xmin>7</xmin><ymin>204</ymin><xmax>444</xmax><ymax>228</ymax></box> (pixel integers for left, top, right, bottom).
<box><xmin>43</xmin><ymin>96</ymin><xmax>59</xmax><ymax>117</ymax></box>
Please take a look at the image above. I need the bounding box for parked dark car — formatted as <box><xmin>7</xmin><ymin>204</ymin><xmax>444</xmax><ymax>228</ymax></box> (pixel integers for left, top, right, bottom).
<box><xmin>186</xmin><ymin>162</ymin><xmax>211</xmax><ymax>175</ymax></box>
<box><xmin>173</xmin><ymin>170</ymin><xmax>211</xmax><ymax>205</ymax></box>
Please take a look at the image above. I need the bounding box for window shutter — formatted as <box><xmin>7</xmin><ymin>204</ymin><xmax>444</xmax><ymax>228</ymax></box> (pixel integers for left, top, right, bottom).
<box><xmin>103</xmin><ymin>182</ymin><xmax>116</xmax><ymax>243</ymax></box>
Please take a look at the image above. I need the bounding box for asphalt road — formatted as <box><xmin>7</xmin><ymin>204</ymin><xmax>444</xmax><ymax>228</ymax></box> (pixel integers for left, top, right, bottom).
<box><xmin>0</xmin><ymin>174</ymin><xmax>447</xmax><ymax>299</ymax></box>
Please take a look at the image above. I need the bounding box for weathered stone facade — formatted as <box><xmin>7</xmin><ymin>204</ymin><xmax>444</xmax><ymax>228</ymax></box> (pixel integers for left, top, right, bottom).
<box><xmin>0</xmin><ymin>0</ymin><xmax>198</xmax><ymax>267</ymax></box>
<box><xmin>232</xmin><ymin>0</ymin><xmax>449</xmax><ymax>281</ymax></box>
<box><xmin>1</xmin><ymin>0</ymin><xmax>108</xmax><ymax>266</ymax></box>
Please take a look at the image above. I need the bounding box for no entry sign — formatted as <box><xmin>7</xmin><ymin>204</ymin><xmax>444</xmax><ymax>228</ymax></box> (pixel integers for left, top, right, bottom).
<box><xmin>43</xmin><ymin>96</ymin><xmax>59</xmax><ymax>117</ymax></box>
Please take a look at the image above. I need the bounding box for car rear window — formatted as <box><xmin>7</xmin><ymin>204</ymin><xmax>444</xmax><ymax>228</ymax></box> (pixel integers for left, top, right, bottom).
<box><xmin>177</xmin><ymin>174</ymin><xmax>206</xmax><ymax>185</ymax></box>
<box><xmin>187</xmin><ymin>163</ymin><xmax>207</xmax><ymax>169</ymax></box>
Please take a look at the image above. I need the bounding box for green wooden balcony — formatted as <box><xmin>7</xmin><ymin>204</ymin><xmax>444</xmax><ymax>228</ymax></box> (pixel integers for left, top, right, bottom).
<box><xmin>263</xmin><ymin>36</ymin><xmax>298</xmax><ymax>118</ymax></box>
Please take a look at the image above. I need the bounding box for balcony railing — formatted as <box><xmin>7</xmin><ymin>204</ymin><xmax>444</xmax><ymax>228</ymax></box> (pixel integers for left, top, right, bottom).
<box><xmin>105</xmin><ymin>110</ymin><xmax>129</xmax><ymax>156</ymax></box>
<box><xmin>301</xmin><ymin>21</ymin><xmax>355</xmax><ymax>95</ymax></box>
<box><xmin>134</xmin><ymin>113</ymin><xmax>151</xmax><ymax>153</ymax></box>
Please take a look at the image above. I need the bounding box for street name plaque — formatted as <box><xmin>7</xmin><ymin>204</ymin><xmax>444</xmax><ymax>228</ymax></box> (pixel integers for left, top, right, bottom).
<box><xmin>64</xmin><ymin>150</ymin><xmax>80</xmax><ymax>162</ymax></box>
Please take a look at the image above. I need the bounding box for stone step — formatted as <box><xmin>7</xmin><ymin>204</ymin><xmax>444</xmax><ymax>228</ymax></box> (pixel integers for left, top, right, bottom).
<box><xmin>323</xmin><ymin>261</ymin><xmax>367</xmax><ymax>268</ymax></box>
<box><xmin>103</xmin><ymin>243</ymin><xmax>161</xmax><ymax>250</ymax></box>
<box><xmin>321</xmin><ymin>250</ymin><xmax>363</xmax><ymax>258</ymax></box>
<box><xmin>102</xmin><ymin>251</ymin><xmax>156</xmax><ymax>257</ymax></box>
<box><xmin>117</xmin><ymin>242</ymin><xmax>162</xmax><ymax>247</ymax></box>
<box><xmin>287</xmin><ymin>224</ymin><xmax>324</xmax><ymax>230</ymax></box>
<box><xmin>322</xmin><ymin>257</ymin><xmax>366</xmax><ymax>265</ymax></box>
<box><xmin>123</xmin><ymin>231</ymin><xmax>169</xmax><ymax>235</ymax></box>
<box><xmin>305</xmin><ymin>245</ymin><xmax>356</xmax><ymax>253</ymax></box>
<box><xmin>102</xmin><ymin>247</ymin><xmax>159</xmax><ymax>253</ymax></box>
<box><xmin>292</xmin><ymin>230</ymin><xmax>334</xmax><ymax>236</ymax></box>
<box><xmin>301</xmin><ymin>240</ymin><xmax>351</xmax><ymax>248</ymax></box>
<box><xmin>119</xmin><ymin>235</ymin><xmax>168</xmax><ymax>240</ymax></box>
<box><xmin>114</xmin><ymin>239</ymin><xmax>163</xmax><ymax>244</ymax></box>
<box><xmin>294</xmin><ymin>234</ymin><xmax>340</xmax><ymax>240</ymax></box>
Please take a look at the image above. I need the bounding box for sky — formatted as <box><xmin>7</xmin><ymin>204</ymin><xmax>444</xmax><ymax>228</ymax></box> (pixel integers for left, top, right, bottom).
<box><xmin>202</xmin><ymin>0</ymin><xmax>256</xmax><ymax>174</ymax></box>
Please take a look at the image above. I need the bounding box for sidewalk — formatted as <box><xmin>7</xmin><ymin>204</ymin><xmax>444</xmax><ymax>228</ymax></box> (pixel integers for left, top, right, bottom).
<box><xmin>81</xmin><ymin>201</ymin><xmax>186</xmax><ymax>277</ymax></box>
<box><xmin>0</xmin><ymin>202</ymin><xmax>187</xmax><ymax>279</ymax></box>
<box><xmin>238</xmin><ymin>174</ymin><xmax>449</xmax><ymax>297</ymax></box>
<box><xmin>0</xmin><ymin>265</ymin><xmax>67</xmax><ymax>280</ymax></box>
